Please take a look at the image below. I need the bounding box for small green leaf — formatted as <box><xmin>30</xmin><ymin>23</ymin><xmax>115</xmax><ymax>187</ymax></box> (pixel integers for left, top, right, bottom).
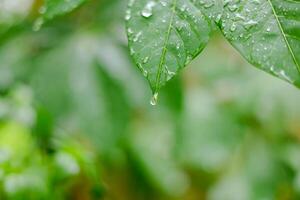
<box><xmin>41</xmin><ymin>0</ymin><xmax>86</xmax><ymax>20</ymax></box>
<box><xmin>219</xmin><ymin>0</ymin><xmax>300</xmax><ymax>87</ymax></box>
<box><xmin>34</xmin><ymin>0</ymin><xmax>86</xmax><ymax>31</ymax></box>
<box><xmin>126</xmin><ymin>0</ymin><xmax>216</xmax><ymax>94</ymax></box>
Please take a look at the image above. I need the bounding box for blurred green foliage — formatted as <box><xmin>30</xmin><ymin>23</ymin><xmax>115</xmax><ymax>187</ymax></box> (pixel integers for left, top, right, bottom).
<box><xmin>0</xmin><ymin>0</ymin><xmax>300</xmax><ymax>200</ymax></box>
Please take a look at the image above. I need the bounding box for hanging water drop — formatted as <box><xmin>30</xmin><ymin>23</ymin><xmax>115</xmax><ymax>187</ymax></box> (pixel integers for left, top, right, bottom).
<box><xmin>150</xmin><ymin>93</ymin><xmax>158</xmax><ymax>106</ymax></box>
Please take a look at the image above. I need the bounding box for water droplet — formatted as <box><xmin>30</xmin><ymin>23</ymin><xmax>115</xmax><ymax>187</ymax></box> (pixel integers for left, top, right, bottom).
<box><xmin>33</xmin><ymin>18</ymin><xmax>44</xmax><ymax>31</ymax></box>
<box><xmin>125</xmin><ymin>10</ymin><xmax>131</xmax><ymax>20</ymax></box>
<box><xmin>150</xmin><ymin>92</ymin><xmax>158</xmax><ymax>106</ymax></box>
<box><xmin>230</xmin><ymin>23</ymin><xmax>236</xmax><ymax>31</ymax></box>
<box><xmin>143</xmin><ymin>70</ymin><xmax>148</xmax><ymax>77</ymax></box>
<box><xmin>143</xmin><ymin>56</ymin><xmax>149</xmax><ymax>63</ymax></box>
<box><xmin>141</xmin><ymin>1</ymin><xmax>156</xmax><ymax>18</ymax></box>
<box><xmin>228</xmin><ymin>4</ymin><xmax>238</xmax><ymax>12</ymax></box>
<box><xmin>128</xmin><ymin>0</ymin><xmax>135</xmax><ymax>7</ymax></box>
<box><xmin>203</xmin><ymin>2</ymin><xmax>215</xmax><ymax>8</ymax></box>
<box><xmin>185</xmin><ymin>55</ymin><xmax>193</xmax><ymax>65</ymax></box>
<box><xmin>127</xmin><ymin>28</ymin><xmax>133</xmax><ymax>35</ymax></box>
<box><xmin>39</xmin><ymin>6</ymin><xmax>47</xmax><ymax>14</ymax></box>
<box><xmin>133</xmin><ymin>31</ymin><xmax>142</xmax><ymax>42</ymax></box>
<box><xmin>160</xmin><ymin>1</ymin><xmax>167</xmax><ymax>7</ymax></box>
<box><xmin>278</xmin><ymin>70</ymin><xmax>292</xmax><ymax>82</ymax></box>
<box><xmin>130</xmin><ymin>48</ymin><xmax>135</xmax><ymax>55</ymax></box>
<box><xmin>243</xmin><ymin>19</ymin><xmax>258</xmax><ymax>30</ymax></box>
<box><xmin>215</xmin><ymin>14</ymin><xmax>222</xmax><ymax>23</ymax></box>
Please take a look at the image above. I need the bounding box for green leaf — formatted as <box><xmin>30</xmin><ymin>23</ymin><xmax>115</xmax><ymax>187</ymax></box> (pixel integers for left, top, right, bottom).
<box><xmin>30</xmin><ymin>34</ymin><xmax>130</xmax><ymax>154</ymax></box>
<box><xmin>126</xmin><ymin>0</ymin><xmax>215</xmax><ymax>95</ymax></box>
<box><xmin>34</xmin><ymin>0</ymin><xmax>86</xmax><ymax>30</ymax></box>
<box><xmin>42</xmin><ymin>0</ymin><xmax>86</xmax><ymax>20</ymax></box>
<box><xmin>219</xmin><ymin>0</ymin><xmax>300</xmax><ymax>87</ymax></box>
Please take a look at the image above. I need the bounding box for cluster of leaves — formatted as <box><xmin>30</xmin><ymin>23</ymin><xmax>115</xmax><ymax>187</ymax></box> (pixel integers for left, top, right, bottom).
<box><xmin>0</xmin><ymin>120</ymin><xmax>101</xmax><ymax>200</ymax></box>
<box><xmin>0</xmin><ymin>0</ymin><xmax>300</xmax><ymax>200</ymax></box>
<box><xmin>126</xmin><ymin>0</ymin><xmax>300</xmax><ymax>98</ymax></box>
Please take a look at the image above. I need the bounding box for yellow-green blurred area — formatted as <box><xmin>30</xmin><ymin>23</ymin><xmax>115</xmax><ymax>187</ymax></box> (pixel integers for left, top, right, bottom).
<box><xmin>1</xmin><ymin>0</ymin><xmax>300</xmax><ymax>199</ymax></box>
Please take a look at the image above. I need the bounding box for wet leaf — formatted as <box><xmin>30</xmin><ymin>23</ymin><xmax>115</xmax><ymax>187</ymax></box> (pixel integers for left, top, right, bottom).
<box><xmin>219</xmin><ymin>0</ymin><xmax>300</xmax><ymax>87</ymax></box>
<box><xmin>126</xmin><ymin>0</ymin><xmax>217</xmax><ymax>94</ymax></box>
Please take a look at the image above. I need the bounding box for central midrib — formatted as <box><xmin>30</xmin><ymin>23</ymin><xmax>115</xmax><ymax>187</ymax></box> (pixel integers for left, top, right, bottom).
<box><xmin>154</xmin><ymin>0</ymin><xmax>178</xmax><ymax>93</ymax></box>
<box><xmin>266</xmin><ymin>0</ymin><xmax>300</xmax><ymax>75</ymax></box>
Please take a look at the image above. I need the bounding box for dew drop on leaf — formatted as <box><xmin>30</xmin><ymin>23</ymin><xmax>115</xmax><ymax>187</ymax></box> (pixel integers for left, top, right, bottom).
<box><xmin>230</xmin><ymin>23</ymin><xmax>236</xmax><ymax>32</ymax></box>
<box><xmin>141</xmin><ymin>1</ymin><xmax>156</xmax><ymax>18</ymax></box>
<box><xmin>143</xmin><ymin>70</ymin><xmax>148</xmax><ymax>77</ymax></box>
<box><xmin>143</xmin><ymin>56</ymin><xmax>149</xmax><ymax>64</ymax></box>
<box><xmin>125</xmin><ymin>10</ymin><xmax>131</xmax><ymax>20</ymax></box>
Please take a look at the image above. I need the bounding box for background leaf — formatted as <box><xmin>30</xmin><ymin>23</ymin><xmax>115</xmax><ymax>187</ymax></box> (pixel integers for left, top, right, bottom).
<box><xmin>41</xmin><ymin>0</ymin><xmax>86</xmax><ymax>19</ymax></box>
<box><xmin>34</xmin><ymin>0</ymin><xmax>86</xmax><ymax>30</ymax></box>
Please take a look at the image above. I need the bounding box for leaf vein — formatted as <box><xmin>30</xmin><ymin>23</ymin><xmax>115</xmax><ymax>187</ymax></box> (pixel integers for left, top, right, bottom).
<box><xmin>267</xmin><ymin>0</ymin><xmax>300</xmax><ymax>74</ymax></box>
<box><xmin>154</xmin><ymin>0</ymin><xmax>178</xmax><ymax>93</ymax></box>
